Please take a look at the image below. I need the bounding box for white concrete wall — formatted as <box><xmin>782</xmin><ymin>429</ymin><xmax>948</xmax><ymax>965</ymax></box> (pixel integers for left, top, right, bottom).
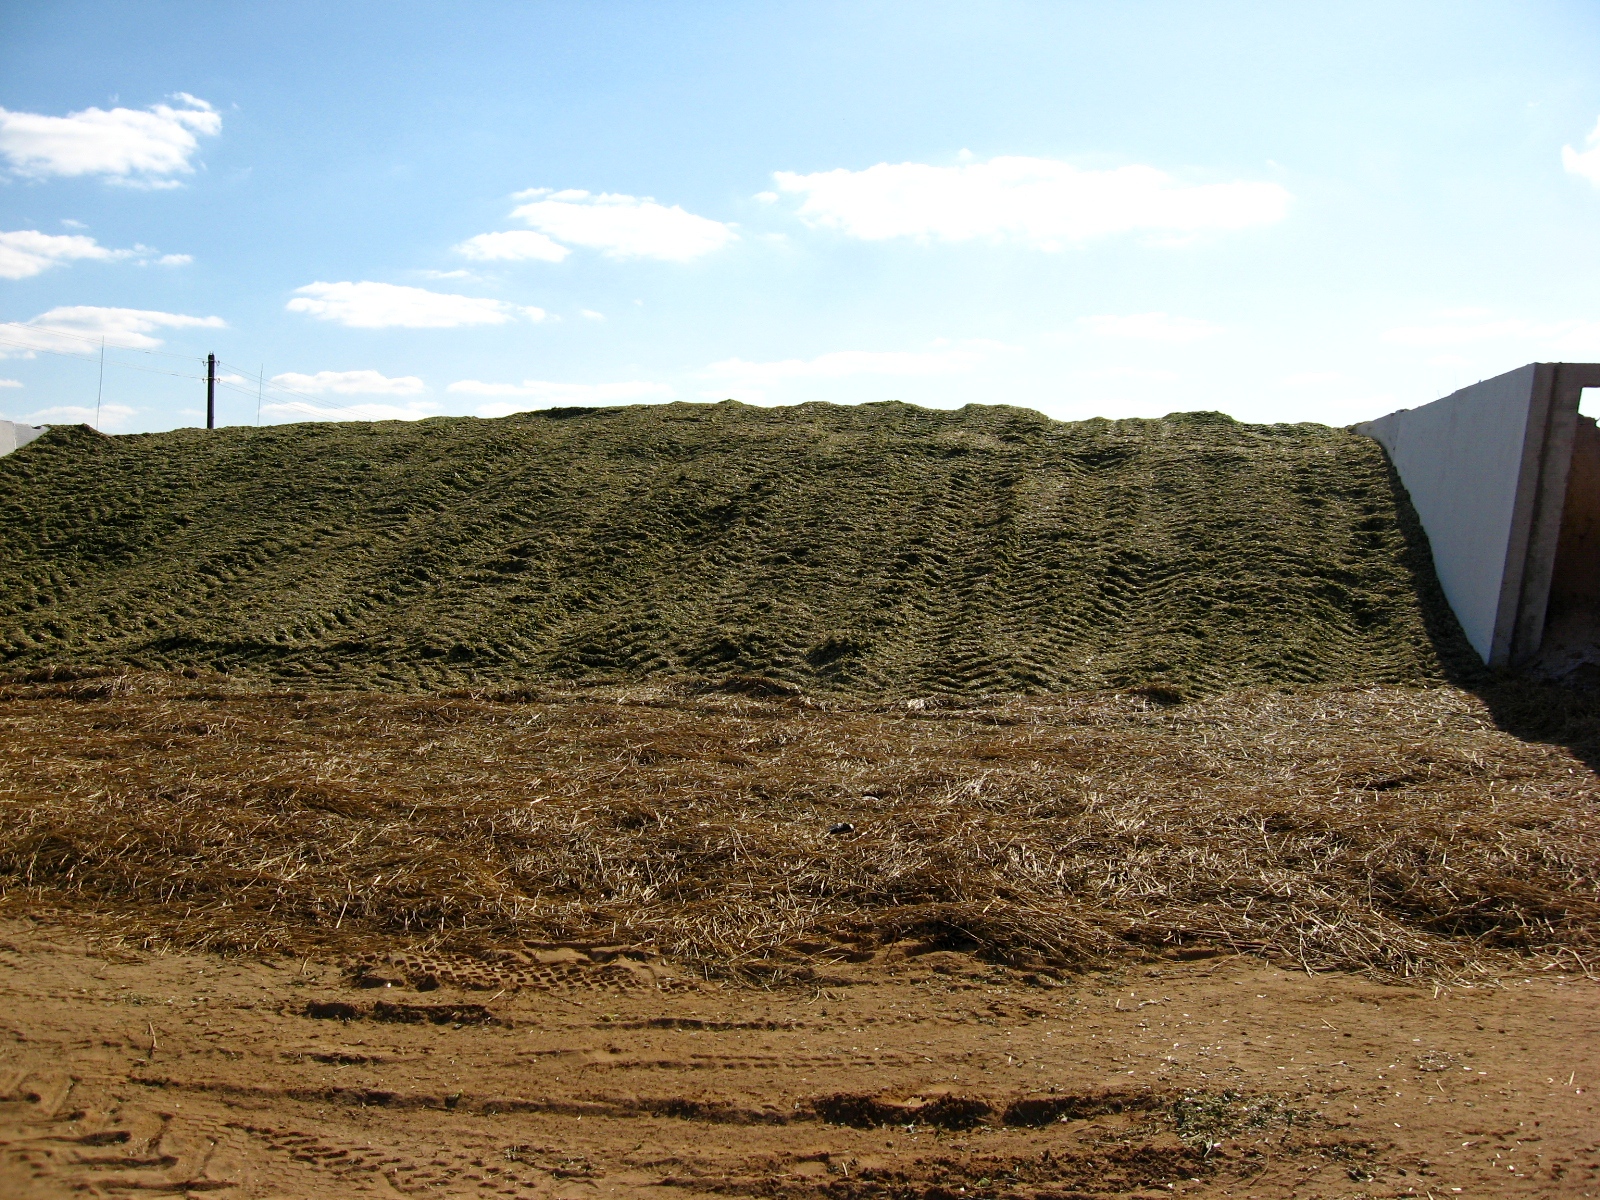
<box><xmin>1357</xmin><ymin>366</ymin><xmax>1552</xmax><ymax>665</ymax></box>
<box><xmin>0</xmin><ymin>419</ymin><xmax>47</xmax><ymax>457</ymax></box>
<box><xmin>1356</xmin><ymin>364</ymin><xmax>1600</xmax><ymax>667</ymax></box>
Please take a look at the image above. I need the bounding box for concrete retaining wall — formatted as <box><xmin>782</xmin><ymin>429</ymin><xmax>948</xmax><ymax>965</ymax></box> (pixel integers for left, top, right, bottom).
<box><xmin>0</xmin><ymin>419</ymin><xmax>46</xmax><ymax>458</ymax></box>
<box><xmin>1357</xmin><ymin>363</ymin><xmax>1600</xmax><ymax>668</ymax></box>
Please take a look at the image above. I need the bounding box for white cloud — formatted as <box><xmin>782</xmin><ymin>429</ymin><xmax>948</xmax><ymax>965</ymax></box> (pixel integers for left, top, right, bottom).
<box><xmin>1563</xmin><ymin>116</ymin><xmax>1600</xmax><ymax>186</ymax></box>
<box><xmin>21</xmin><ymin>402</ymin><xmax>137</xmax><ymax>430</ymax></box>
<box><xmin>286</xmin><ymin>281</ymin><xmax>541</xmax><ymax>329</ymax></box>
<box><xmin>262</xmin><ymin>398</ymin><xmax>442</xmax><ymax>423</ymax></box>
<box><xmin>1381</xmin><ymin>312</ymin><xmax>1600</xmax><ymax>355</ymax></box>
<box><xmin>446</xmin><ymin>378</ymin><xmax>673</xmax><ymax>415</ymax></box>
<box><xmin>418</xmin><ymin>268</ymin><xmax>475</xmax><ymax>280</ymax></box>
<box><xmin>1079</xmin><ymin>366</ymin><xmax>1180</xmax><ymax>383</ymax></box>
<box><xmin>0</xmin><ymin>229</ymin><xmax>134</xmax><ymax>279</ymax></box>
<box><xmin>773</xmin><ymin>155</ymin><xmax>1289</xmax><ymax>247</ymax></box>
<box><xmin>1281</xmin><ymin>371</ymin><xmax>1344</xmax><ymax>387</ymax></box>
<box><xmin>271</xmin><ymin>369</ymin><xmax>426</xmax><ymax>396</ymax></box>
<box><xmin>506</xmin><ymin>188</ymin><xmax>736</xmax><ymax>261</ymax></box>
<box><xmin>0</xmin><ymin>378</ymin><xmax>21</xmax><ymax>388</ymax></box>
<box><xmin>455</xmin><ymin>230</ymin><xmax>569</xmax><ymax>263</ymax></box>
<box><xmin>755</xmin><ymin>191</ymin><xmax>779</xmax><ymax>204</ymax></box>
<box><xmin>0</xmin><ymin>305</ymin><xmax>226</xmax><ymax>358</ymax></box>
<box><xmin>702</xmin><ymin>341</ymin><xmax>1003</xmax><ymax>400</ymax></box>
<box><xmin>1080</xmin><ymin>313</ymin><xmax>1224</xmax><ymax>342</ymax></box>
<box><xmin>0</xmin><ymin>231</ymin><xmax>191</xmax><ymax>279</ymax></box>
<box><xmin>0</xmin><ymin>93</ymin><xmax>220</xmax><ymax>186</ymax></box>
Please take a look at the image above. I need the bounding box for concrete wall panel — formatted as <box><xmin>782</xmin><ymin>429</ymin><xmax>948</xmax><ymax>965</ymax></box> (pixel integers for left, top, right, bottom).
<box><xmin>1357</xmin><ymin>366</ymin><xmax>1547</xmax><ymax>664</ymax></box>
<box><xmin>1358</xmin><ymin>363</ymin><xmax>1600</xmax><ymax>668</ymax></box>
<box><xmin>0</xmin><ymin>419</ymin><xmax>47</xmax><ymax>457</ymax></box>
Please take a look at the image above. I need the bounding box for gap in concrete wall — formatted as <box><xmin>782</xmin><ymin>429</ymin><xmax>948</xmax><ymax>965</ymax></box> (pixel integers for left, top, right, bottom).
<box><xmin>1540</xmin><ymin>404</ymin><xmax>1600</xmax><ymax>683</ymax></box>
<box><xmin>1579</xmin><ymin>388</ymin><xmax>1600</xmax><ymax>419</ymax></box>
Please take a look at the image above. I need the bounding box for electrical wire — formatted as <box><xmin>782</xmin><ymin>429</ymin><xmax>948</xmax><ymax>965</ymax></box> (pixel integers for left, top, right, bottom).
<box><xmin>216</xmin><ymin>362</ymin><xmax>398</xmax><ymax>422</ymax></box>
<box><xmin>212</xmin><ymin>376</ymin><xmax>384</xmax><ymax>423</ymax></box>
<box><xmin>0</xmin><ymin>334</ymin><xmax>207</xmax><ymax>381</ymax></box>
<box><xmin>0</xmin><ymin>319</ymin><xmax>217</xmax><ymax>364</ymax></box>
<box><xmin>94</xmin><ymin>338</ymin><xmax>104</xmax><ymax>431</ymax></box>
<box><xmin>4</xmin><ymin>325</ymin><xmax>436</xmax><ymax>430</ymax></box>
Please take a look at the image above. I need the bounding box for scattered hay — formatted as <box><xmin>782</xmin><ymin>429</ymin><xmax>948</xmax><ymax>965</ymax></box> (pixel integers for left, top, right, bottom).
<box><xmin>1</xmin><ymin>672</ymin><xmax>1595</xmax><ymax>982</ymax></box>
<box><xmin>1168</xmin><ymin>1090</ymin><xmax>1318</xmax><ymax>1152</ymax></box>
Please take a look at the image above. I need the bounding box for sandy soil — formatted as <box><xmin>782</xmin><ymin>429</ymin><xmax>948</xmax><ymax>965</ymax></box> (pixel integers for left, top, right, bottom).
<box><xmin>2</xmin><ymin>918</ymin><xmax>1595</xmax><ymax>1199</ymax></box>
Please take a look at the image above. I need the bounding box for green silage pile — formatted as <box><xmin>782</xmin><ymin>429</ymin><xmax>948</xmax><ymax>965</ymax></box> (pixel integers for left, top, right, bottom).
<box><xmin>0</xmin><ymin>400</ymin><xmax>1473</xmax><ymax>695</ymax></box>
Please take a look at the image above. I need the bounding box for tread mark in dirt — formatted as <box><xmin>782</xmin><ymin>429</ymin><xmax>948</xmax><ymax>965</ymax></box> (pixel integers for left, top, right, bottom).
<box><xmin>347</xmin><ymin>942</ymin><xmax>680</xmax><ymax>993</ymax></box>
<box><xmin>234</xmin><ymin>1123</ymin><xmax>549</xmax><ymax>1197</ymax></box>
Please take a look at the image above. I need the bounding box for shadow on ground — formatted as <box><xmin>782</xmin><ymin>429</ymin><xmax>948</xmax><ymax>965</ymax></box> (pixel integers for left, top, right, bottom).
<box><xmin>1473</xmin><ymin>674</ymin><xmax>1600</xmax><ymax>773</ymax></box>
<box><xmin>1382</xmin><ymin>453</ymin><xmax>1600</xmax><ymax>772</ymax></box>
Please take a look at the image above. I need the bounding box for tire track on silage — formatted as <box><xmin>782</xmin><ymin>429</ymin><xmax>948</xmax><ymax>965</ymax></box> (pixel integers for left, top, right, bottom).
<box><xmin>0</xmin><ymin>404</ymin><xmax>1469</xmax><ymax>696</ymax></box>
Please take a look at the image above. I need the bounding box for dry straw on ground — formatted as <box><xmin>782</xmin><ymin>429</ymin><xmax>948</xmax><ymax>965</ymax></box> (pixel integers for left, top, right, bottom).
<box><xmin>1</xmin><ymin>671</ymin><xmax>1595</xmax><ymax>983</ymax></box>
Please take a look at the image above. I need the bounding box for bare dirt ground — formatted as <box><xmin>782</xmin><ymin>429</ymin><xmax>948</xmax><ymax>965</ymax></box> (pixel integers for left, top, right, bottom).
<box><xmin>2</xmin><ymin>675</ymin><xmax>1598</xmax><ymax>1197</ymax></box>
<box><xmin>1</xmin><ymin>919</ymin><xmax>1596</xmax><ymax>1199</ymax></box>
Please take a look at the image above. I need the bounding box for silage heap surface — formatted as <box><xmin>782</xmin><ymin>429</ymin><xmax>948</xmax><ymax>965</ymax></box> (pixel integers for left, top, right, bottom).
<box><xmin>0</xmin><ymin>400</ymin><xmax>1470</xmax><ymax>695</ymax></box>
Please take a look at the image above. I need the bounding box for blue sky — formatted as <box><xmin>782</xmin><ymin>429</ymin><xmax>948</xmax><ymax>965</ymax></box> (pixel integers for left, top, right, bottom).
<box><xmin>2</xmin><ymin>1</ymin><xmax>1599</xmax><ymax>433</ymax></box>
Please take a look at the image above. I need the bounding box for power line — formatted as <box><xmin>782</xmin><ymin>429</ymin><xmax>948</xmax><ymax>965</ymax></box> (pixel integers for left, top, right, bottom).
<box><xmin>3</xmin><ymin>328</ymin><xmax>429</xmax><ymax>430</ymax></box>
<box><xmin>0</xmin><ymin>333</ymin><xmax>206</xmax><ymax>381</ymax></box>
<box><xmin>0</xmin><ymin>319</ymin><xmax>215</xmax><ymax>364</ymax></box>
<box><xmin>95</xmin><ymin>338</ymin><xmax>104</xmax><ymax>432</ymax></box>
<box><xmin>216</xmin><ymin>362</ymin><xmax>395</xmax><ymax>422</ymax></box>
<box><xmin>212</xmin><ymin>376</ymin><xmax>383</xmax><ymax>423</ymax></box>
<box><xmin>0</xmin><ymin>333</ymin><xmax>103</xmax><ymax>362</ymax></box>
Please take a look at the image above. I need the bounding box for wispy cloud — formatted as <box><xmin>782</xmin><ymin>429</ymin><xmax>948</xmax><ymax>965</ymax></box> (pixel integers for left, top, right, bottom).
<box><xmin>1564</xmin><ymin>116</ymin><xmax>1600</xmax><ymax>187</ymax></box>
<box><xmin>455</xmin><ymin>230</ymin><xmax>570</xmax><ymax>263</ymax></box>
<box><xmin>771</xmin><ymin>155</ymin><xmax>1289</xmax><ymax>248</ymax></box>
<box><xmin>702</xmin><ymin>341</ymin><xmax>1004</xmax><ymax>400</ymax></box>
<box><xmin>286</xmin><ymin>281</ymin><xmax>541</xmax><ymax>329</ymax></box>
<box><xmin>262</xmin><ymin>398</ymin><xmax>443</xmax><ymax>423</ymax></box>
<box><xmin>0</xmin><ymin>305</ymin><xmax>225</xmax><ymax>358</ymax></box>
<box><xmin>1078</xmin><ymin>366</ymin><xmax>1181</xmax><ymax>383</ymax></box>
<box><xmin>0</xmin><ymin>229</ymin><xmax>130</xmax><ymax>279</ymax></box>
<box><xmin>271</xmin><ymin>369</ymin><xmax>426</xmax><ymax>396</ymax></box>
<box><xmin>21</xmin><ymin>402</ymin><xmax>137</xmax><ymax>430</ymax></box>
<box><xmin>0</xmin><ymin>94</ymin><xmax>219</xmax><ymax>187</ymax></box>
<box><xmin>1080</xmin><ymin>312</ymin><xmax>1224</xmax><ymax>342</ymax></box>
<box><xmin>464</xmin><ymin>188</ymin><xmax>737</xmax><ymax>262</ymax></box>
<box><xmin>0</xmin><ymin>229</ymin><xmax>188</xmax><ymax>279</ymax></box>
<box><xmin>1381</xmin><ymin>311</ymin><xmax>1600</xmax><ymax>355</ymax></box>
<box><xmin>447</xmin><ymin>378</ymin><xmax>673</xmax><ymax>416</ymax></box>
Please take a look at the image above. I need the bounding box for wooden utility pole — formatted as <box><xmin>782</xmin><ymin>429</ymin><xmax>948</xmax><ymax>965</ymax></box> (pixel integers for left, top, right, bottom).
<box><xmin>206</xmin><ymin>354</ymin><xmax>216</xmax><ymax>429</ymax></box>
